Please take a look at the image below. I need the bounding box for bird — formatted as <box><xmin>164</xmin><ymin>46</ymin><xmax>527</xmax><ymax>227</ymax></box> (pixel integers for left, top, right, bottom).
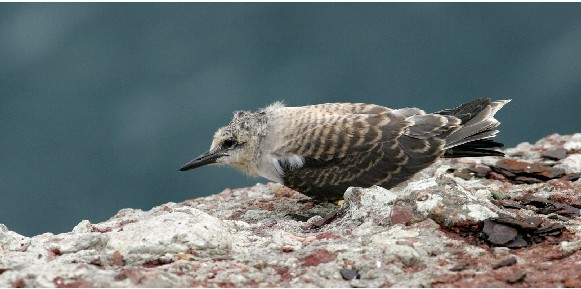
<box><xmin>180</xmin><ymin>98</ymin><xmax>510</xmax><ymax>202</ymax></box>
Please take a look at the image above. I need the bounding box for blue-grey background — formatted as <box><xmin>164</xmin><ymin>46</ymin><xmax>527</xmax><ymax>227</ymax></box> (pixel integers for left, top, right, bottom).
<box><xmin>1</xmin><ymin>3</ymin><xmax>580</xmax><ymax>236</ymax></box>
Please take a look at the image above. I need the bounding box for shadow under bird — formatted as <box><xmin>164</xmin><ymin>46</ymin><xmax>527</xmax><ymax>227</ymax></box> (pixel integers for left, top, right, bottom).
<box><xmin>180</xmin><ymin>98</ymin><xmax>509</xmax><ymax>201</ymax></box>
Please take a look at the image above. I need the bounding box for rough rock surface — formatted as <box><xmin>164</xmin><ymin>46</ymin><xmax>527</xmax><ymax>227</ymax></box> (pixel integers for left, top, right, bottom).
<box><xmin>1</xmin><ymin>133</ymin><xmax>580</xmax><ymax>287</ymax></box>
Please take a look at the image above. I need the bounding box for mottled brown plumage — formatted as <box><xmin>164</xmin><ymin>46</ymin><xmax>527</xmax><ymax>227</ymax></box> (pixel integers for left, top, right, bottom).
<box><xmin>180</xmin><ymin>98</ymin><xmax>509</xmax><ymax>201</ymax></box>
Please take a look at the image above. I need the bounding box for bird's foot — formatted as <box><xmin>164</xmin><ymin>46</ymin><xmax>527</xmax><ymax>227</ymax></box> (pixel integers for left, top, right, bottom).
<box><xmin>309</xmin><ymin>203</ymin><xmax>349</xmax><ymax>228</ymax></box>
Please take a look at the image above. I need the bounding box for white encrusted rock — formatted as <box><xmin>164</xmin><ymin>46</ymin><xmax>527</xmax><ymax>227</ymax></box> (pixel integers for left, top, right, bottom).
<box><xmin>563</xmin><ymin>133</ymin><xmax>581</xmax><ymax>151</ymax></box>
<box><xmin>0</xmin><ymin>224</ymin><xmax>30</xmax><ymax>252</ymax></box>
<box><xmin>555</xmin><ymin>154</ymin><xmax>581</xmax><ymax>174</ymax></box>
<box><xmin>106</xmin><ymin>207</ymin><xmax>232</xmax><ymax>259</ymax></box>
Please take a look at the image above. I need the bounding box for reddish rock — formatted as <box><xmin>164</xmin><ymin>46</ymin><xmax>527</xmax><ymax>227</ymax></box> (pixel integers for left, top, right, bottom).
<box><xmin>488</xmin><ymin>171</ymin><xmax>509</xmax><ymax>182</ymax></box>
<box><xmin>453</xmin><ymin>168</ymin><xmax>473</xmax><ymax>180</ymax></box>
<box><xmin>12</xmin><ymin>279</ymin><xmax>26</xmax><ymax>288</ymax></box>
<box><xmin>564</xmin><ymin>278</ymin><xmax>581</xmax><ymax>288</ymax></box>
<box><xmin>494</xmin><ymin>159</ymin><xmax>565</xmax><ymax>180</ymax></box>
<box><xmin>505</xmin><ymin>270</ymin><xmax>526</xmax><ymax>284</ymax></box>
<box><xmin>280</xmin><ymin>246</ymin><xmax>294</xmax><ymax>252</ymax></box>
<box><xmin>315</xmin><ymin>231</ymin><xmax>340</xmax><ymax>240</ymax></box>
<box><xmin>300</xmin><ymin>249</ymin><xmax>337</xmax><ymax>267</ymax></box>
<box><xmin>252</xmin><ymin>199</ymin><xmax>275</xmax><ymax>211</ymax></box>
<box><xmin>272</xmin><ymin>265</ymin><xmax>293</xmax><ymax>281</ymax></box>
<box><xmin>110</xmin><ymin>251</ymin><xmax>125</xmax><ymax>267</ymax></box>
<box><xmin>390</xmin><ymin>205</ymin><xmax>414</xmax><ymax>225</ymax></box>
<box><xmin>551</xmin><ymin>193</ymin><xmax>581</xmax><ymax>208</ymax></box>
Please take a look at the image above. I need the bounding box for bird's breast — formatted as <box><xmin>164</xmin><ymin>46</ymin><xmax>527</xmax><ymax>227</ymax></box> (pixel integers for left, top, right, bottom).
<box><xmin>257</xmin><ymin>153</ymin><xmax>284</xmax><ymax>184</ymax></box>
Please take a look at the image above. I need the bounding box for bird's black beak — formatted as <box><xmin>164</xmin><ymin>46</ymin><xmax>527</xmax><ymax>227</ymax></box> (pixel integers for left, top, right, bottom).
<box><xmin>179</xmin><ymin>149</ymin><xmax>228</xmax><ymax>172</ymax></box>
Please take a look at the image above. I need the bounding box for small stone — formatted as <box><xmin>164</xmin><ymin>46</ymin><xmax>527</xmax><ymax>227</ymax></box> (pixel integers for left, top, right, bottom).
<box><xmin>560</xmin><ymin>173</ymin><xmax>580</xmax><ymax>182</ymax></box>
<box><xmin>111</xmin><ymin>250</ymin><xmax>125</xmax><ymax>266</ymax></box>
<box><xmin>514</xmin><ymin>176</ymin><xmax>542</xmax><ymax>184</ymax></box>
<box><xmin>449</xmin><ymin>263</ymin><xmax>467</xmax><ymax>272</ymax></box>
<box><xmin>469</xmin><ymin>165</ymin><xmax>491</xmax><ymax>178</ymax></box>
<box><xmin>505</xmin><ymin>234</ymin><xmax>528</xmax><ymax>248</ymax></box>
<box><xmin>492</xmin><ymin>256</ymin><xmax>517</xmax><ymax>269</ymax></box>
<box><xmin>495</xmin><ymin>215</ymin><xmax>541</xmax><ymax>230</ymax></box>
<box><xmin>492</xmin><ymin>191</ymin><xmax>509</xmax><ymax>200</ymax></box>
<box><xmin>494</xmin><ymin>159</ymin><xmax>530</xmax><ymax>173</ymax></box>
<box><xmin>500</xmin><ymin>200</ymin><xmax>522</xmax><ymax>209</ymax></box>
<box><xmin>488</xmin><ymin>171</ymin><xmax>509</xmax><ymax>182</ymax></box>
<box><xmin>537</xmin><ymin>166</ymin><xmax>566</xmax><ymax>179</ymax></box>
<box><xmin>536</xmin><ymin>223</ymin><xmax>565</xmax><ymax>236</ymax></box>
<box><xmin>522</xmin><ymin>197</ymin><xmax>580</xmax><ymax>216</ymax></box>
<box><xmin>174</xmin><ymin>252</ymin><xmax>195</xmax><ymax>261</ymax></box>
<box><xmin>482</xmin><ymin>220</ymin><xmax>518</xmax><ymax>245</ymax></box>
<box><xmin>494</xmin><ymin>159</ymin><xmax>565</xmax><ymax>180</ymax></box>
<box><xmin>12</xmin><ymin>279</ymin><xmax>26</xmax><ymax>288</ymax></box>
<box><xmin>564</xmin><ymin>278</ymin><xmax>581</xmax><ymax>288</ymax></box>
<box><xmin>281</xmin><ymin>246</ymin><xmax>294</xmax><ymax>253</ymax></box>
<box><xmin>339</xmin><ymin>268</ymin><xmax>360</xmax><ymax>280</ymax></box>
<box><xmin>300</xmin><ymin>249</ymin><xmax>337</xmax><ymax>267</ymax></box>
<box><xmin>542</xmin><ymin>148</ymin><xmax>567</xmax><ymax>160</ymax></box>
<box><xmin>505</xmin><ymin>271</ymin><xmax>526</xmax><ymax>283</ymax></box>
<box><xmin>454</xmin><ymin>168</ymin><xmax>473</xmax><ymax>180</ymax></box>
<box><xmin>390</xmin><ymin>205</ymin><xmax>414</xmax><ymax>225</ymax></box>
<box><xmin>560</xmin><ymin>240</ymin><xmax>581</xmax><ymax>252</ymax></box>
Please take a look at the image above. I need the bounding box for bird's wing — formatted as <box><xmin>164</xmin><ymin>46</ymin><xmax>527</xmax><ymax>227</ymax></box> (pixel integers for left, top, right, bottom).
<box><xmin>268</xmin><ymin>106</ymin><xmax>460</xmax><ymax>200</ymax></box>
<box><xmin>298</xmin><ymin>103</ymin><xmax>392</xmax><ymax>115</ymax></box>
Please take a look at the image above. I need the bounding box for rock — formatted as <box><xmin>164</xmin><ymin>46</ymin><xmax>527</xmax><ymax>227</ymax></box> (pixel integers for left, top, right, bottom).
<box><xmin>494</xmin><ymin>159</ymin><xmax>566</xmax><ymax>180</ymax></box>
<box><xmin>105</xmin><ymin>207</ymin><xmax>232</xmax><ymax>260</ymax></box>
<box><xmin>560</xmin><ymin>240</ymin><xmax>581</xmax><ymax>252</ymax></box>
<box><xmin>562</xmin><ymin>133</ymin><xmax>581</xmax><ymax>151</ymax></box>
<box><xmin>542</xmin><ymin>148</ymin><xmax>567</xmax><ymax>160</ymax></box>
<box><xmin>491</xmin><ymin>256</ymin><xmax>517</xmax><ymax>269</ymax></box>
<box><xmin>0</xmin><ymin>133</ymin><xmax>580</xmax><ymax>287</ymax></box>
<box><xmin>506</xmin><ymin>271</ymin><xmax>527</xmax><ymax>284</ymax></box>
<box><xmin>454</xmin><ymin>168</ymin><xmax>473</xmax><ymax>180</ymax></box>
<box><xmin>339</xmin><ymin>269</ymin><xmax>359</xmax><ymax>280</ymax></box>
<box><xmin>482</xmin><ymin>220</ymin><xmax>518</xmax><ymax>245</ymax></box>
<box><xmin>555</xmin><ymin>154</ymin><xmax>581</xmax><ymax>174</ymax></box>
<box><xmin>0</xmin><ymin>224</ymin><xmax>30</xmax><ymax>252</ymax></box>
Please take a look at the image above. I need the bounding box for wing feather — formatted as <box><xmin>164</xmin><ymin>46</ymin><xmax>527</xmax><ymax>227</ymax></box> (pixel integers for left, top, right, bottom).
<box><xmin>267</xmin><ymin>106</ymin><xmax>409</xmax><ymax>200</ymax></box>
<box><xmin>265</xmin><ymin>103</ymin><xmax>470</xmax><ymax>200</ymax></box>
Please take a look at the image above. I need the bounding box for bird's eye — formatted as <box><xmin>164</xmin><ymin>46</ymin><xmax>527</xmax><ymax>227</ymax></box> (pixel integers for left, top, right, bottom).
<box><xmin>223</xmin><ymin>138</ymin><xmax>237</xmax><ymax>149</ymax></box>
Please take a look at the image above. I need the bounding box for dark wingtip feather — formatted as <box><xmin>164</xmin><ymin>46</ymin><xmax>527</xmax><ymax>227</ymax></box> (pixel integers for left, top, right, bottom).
<box><xmin>443</xmin><ymin>139</ymin><xmax>505</xmax><ymax>158</ymax></box>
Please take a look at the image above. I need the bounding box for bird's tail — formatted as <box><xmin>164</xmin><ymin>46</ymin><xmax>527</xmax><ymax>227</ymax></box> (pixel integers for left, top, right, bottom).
<box><xmin>437</xmin><ymin>98</ymin><xmax>510</xmax><ymax>158</ymax></box>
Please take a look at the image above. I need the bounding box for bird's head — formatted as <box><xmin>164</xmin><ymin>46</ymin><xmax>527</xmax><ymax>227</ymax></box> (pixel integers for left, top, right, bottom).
<box><xmin>179</xmin><ymin>109</ymin><xmax>268</xmax><ymax>176</ymax></box>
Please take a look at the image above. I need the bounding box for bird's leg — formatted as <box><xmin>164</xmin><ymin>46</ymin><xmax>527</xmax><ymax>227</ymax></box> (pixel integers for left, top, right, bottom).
<box><xmin>310</xmin><ymin>200</ymin><xmax>349</xmax><ymax>228</ymax></box>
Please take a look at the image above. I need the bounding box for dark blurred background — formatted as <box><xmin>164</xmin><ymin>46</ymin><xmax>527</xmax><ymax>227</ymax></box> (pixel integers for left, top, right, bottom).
<box><xmin>1</xmin><ymin>3</ymin><xmax>580</xmax><ymax>236</ymax></box>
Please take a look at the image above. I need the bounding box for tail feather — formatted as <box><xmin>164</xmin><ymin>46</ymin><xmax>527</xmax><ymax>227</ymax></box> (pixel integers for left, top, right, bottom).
<box><xmin>437</xmin><ymin>98</ymin><xmax>510</xmax><ymax>158</ymax></box>
<box><xmin>445</xmin><ymin>127</ymin><xmax>498</xmax><ymax>148</ymax></box>
<box><xmin>443</xmin><ymin>139</ymin><xmax>505</xmax><ymax>158</ymax></box>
